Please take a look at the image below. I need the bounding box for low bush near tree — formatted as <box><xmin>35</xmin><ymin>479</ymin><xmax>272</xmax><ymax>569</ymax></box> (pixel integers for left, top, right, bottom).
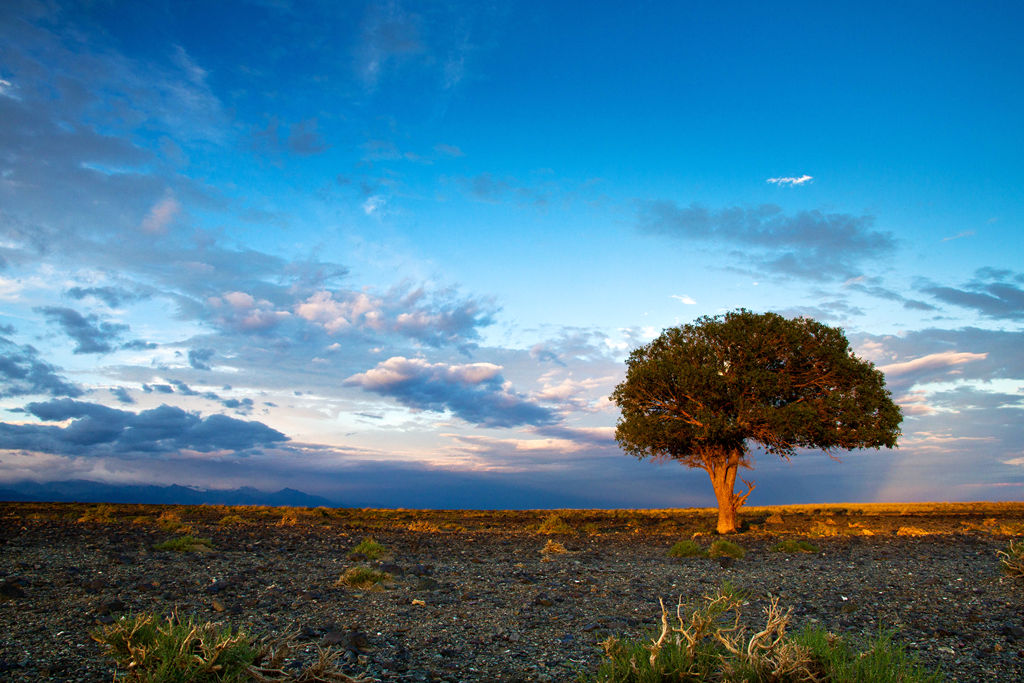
<box><xmin>668</xmin><ymin>539</ymin><xmax>708</xmax><ymax>558</ymax></box>
<box><xmin>708</xmin><ymin>539</ymin><xmax>745</xmax><ymax>559</ymax></box>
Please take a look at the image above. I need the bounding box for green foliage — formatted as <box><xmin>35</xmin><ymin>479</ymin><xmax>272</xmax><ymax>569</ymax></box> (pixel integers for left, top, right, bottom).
<box><xmin>154</xmin><ymin>535</ymin><xmax>213</xmax><ymax>552</ymax></box>
<box><xmin>348</xmin><ymin>537</ymin><xmax>387</xmax><ymax>560</ymax></box>
<box><xmin>584</xmin><ymin>587</ymin><xmax>942</xmax><ymax>682</ymax></box>
<box><xmin>709</xmin><ymin>539</ymin><xmax>745</xmax><ymax>559</ymax></box>
<box><xmin>336</xmin><ymin>567</ymin><xmax>391</xmax><ymax>589</ymax></box>
<box><xmin>997</xmin><ymin>539</ymin><xmax>1024</xmax><ymax>576</ymax></box>
<box><xmin>91</xmin><ymin>612</ymin><xmax>257</xmax><ymax>682</ymax></box>
<box><xmin>611</xmin><ymin>310</ymin><xmax>902</xmax><ymax>463</ymax></box>
<box><xmin>538</xmin><ymin>513</ymin><xmax>576</xmax><ymax>535</ymax></box>
<box><xmin>668</xmin><ymin>539</ymin><xmax>709</xmax><ymax>558</ymax></box>
<box><xmin>771</xmin><ymin>539</ymin><xmax>819</xmax><ymax>554</ymax></box>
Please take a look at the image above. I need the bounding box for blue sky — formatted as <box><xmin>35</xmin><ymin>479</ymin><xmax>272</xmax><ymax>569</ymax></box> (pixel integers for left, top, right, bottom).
<box><xmin>1</xmin><ymin>0</ymin><xmax>1022</xmax><ymax>507</ymax></box>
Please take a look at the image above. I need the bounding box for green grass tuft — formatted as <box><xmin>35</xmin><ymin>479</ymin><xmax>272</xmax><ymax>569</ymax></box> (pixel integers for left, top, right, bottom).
<box><xmin>153</xmin><ymin>535</ymin><xmax>213</xmax><ymax>552</ymax></box>
<box><xmin>771</xmin><ymin>539</ymin><xmax>820</xmax><ymax>554</ymax></box>
<box><xmin>336</xmin><ymin>566</ymin><xmax>391</xmax><ymax>589</ymax></box>
<box><xmin>667</xmin><ymin>539</ymin><xmax>708</xmax><ymax>558</ymax></box>
<box><xmin>91</xmin><ymin>612</ymin><xmax>256</xmax><ymax>682</ymax></box>
<box><xmin>348</xmin><ymin>537</ymin><xmax>387</xmax><ymax>560</ymax></box>
<box><xmin>708</xmin><ymin>538</ymin><xmax>745</xmax><ymax>559</ymax></box>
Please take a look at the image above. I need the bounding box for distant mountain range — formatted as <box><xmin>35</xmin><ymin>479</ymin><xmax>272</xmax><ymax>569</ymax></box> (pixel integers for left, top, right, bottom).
<box><xmin>0</xmin><ymin>479</ymin><xmax>339</xmax><ymax>507</ymax></box>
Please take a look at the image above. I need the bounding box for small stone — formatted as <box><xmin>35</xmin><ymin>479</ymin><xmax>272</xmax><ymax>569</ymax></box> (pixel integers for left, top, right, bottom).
<box><xmin>379</xmin><ymin>562</ymin><xmax>405</xmax><ymax>576</ymax></box>
<box><xmin>581</xmin><ymin>622</ymin><xmax>603</xmax><ymax>632</ymax></box>
<box><xmin>415</xmin><ymin>577</ymin><xmax>441</xmax><ymax>591</ymax></box>
<box><xmin>83</xmin><ymin>578</ymin><xmax>106</xmax><ymax>594</ymax></box>
<box><xmin>212</xmin><ymin>600</ymin><xmax>226</xmax><ymax>612</ymax></box>
<box><xmin>0</xmin><ymin>581</ymin><xmax>26</xmax><ymax>600</ymax></box>
<box><xmin>533</xmin><ymin>593</ymin><xmax>554</xmax><ymax>607</ymax></box>
<box><xmin>97</xmin><ymin>598</ymin><xmax>126</xmax><ymax>615</ymax></box>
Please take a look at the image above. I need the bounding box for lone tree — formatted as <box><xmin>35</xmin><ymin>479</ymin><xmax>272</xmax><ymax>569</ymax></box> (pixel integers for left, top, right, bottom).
<box><xmin>611</xmin><ymin>309</ymin><xmax>902</xmax><ymax>534</ymax></box>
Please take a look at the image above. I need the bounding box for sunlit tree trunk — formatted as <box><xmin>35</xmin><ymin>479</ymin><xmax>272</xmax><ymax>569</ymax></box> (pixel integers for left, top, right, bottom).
<box><xmin>705</xmin><ymin>448</ymin><xmax>754</xmax><ymax>534</ymax></box>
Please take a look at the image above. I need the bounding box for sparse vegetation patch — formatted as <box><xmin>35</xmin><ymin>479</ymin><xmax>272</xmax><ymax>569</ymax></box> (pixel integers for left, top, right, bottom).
<box><xmin>771</xmin><ymin>539</ymin><xmax>819</xmax><ymax>554</ymax></box>
<box><xmin>668</xmin><ymin>539</ymin><xmax>708</xmax><ymax>558</ymax></box>
<box><xmin>154</xmin><ymin>535</ymin><xmax>213</xmax><ymax>552</ymax></box>
<box><xmin>538</xmin><ymin>513</ymin><xmax>576</xmax><ymax>535</ymax></box>
<box><xmin>336</xmin><ymin>567</ymin><xmax>391</xmax><ymax>589</ymax></box>
<box><xmin>348</xmin><ymin>537</ymin><xmax>387</xmax><ymax>560</ymax></box>
<box><xmin>91</xmin><ymin>611</ymin><xmax>365</xmax><ymax>681</ymax></box>
<box><xmin>586</xmin><ymin>586</ymin><xmax>942</xmax><ymax>682</ymax></box>
<box><xmin>708</xmin><ymin>539</ymin><xmax>745</xmax><ymax>559</ymax></box>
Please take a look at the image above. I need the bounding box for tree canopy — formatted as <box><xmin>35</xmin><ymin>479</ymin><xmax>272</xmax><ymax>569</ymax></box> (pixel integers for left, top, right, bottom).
<box><xmin>611</xmin><ymin>309</ymin><xmax>902</xmax><ymax>533</ymax></box>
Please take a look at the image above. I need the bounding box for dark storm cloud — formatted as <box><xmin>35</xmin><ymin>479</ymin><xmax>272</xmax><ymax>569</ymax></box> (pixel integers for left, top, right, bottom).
<box><xmin>36</xmin><ymin>307</ymin><xmax>128</xmax><ymax>354</ymax></box>
<box><xmin>921</xmin><ymin>269</ymin><xmax>1024</xmax><ymax>320</ymax></box>
<box><xmin>0</xmin><ymin>399</ymin><xmax>287</xmax><ymax>457</ymax></box>
<box><xmin>637</xmin><ymin>202</ymin><xmax>895</xmax><ymax>280</ymax></box>
<box><xmin>345</xmin><ymin>357</ymin><xmax>556</xmax><ymax>428</ymax></box>
<box><xmin>0</xmin><ymin>334</ymin><xmax>82</xmax><ymax>398</ymax></box>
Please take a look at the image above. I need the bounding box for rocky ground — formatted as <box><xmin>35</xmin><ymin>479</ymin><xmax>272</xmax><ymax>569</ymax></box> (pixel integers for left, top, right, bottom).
<box><xmin>1</xmin><ymin>502</ymin><xmax>1024</xmax><ymax>681</ymax></box>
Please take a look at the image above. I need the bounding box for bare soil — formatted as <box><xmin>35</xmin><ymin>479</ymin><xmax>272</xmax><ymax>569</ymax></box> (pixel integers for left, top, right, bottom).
<box><xmin>2</xmin><ymin>501</ymin><xmax>1024</xmax><ymax>681</ymax></box>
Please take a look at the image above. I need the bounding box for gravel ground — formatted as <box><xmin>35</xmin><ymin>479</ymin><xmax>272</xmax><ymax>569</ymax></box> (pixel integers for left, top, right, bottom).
<box><xmin>2</xmin><ymin>505</ymin><xmax>1023</xmax><ymax>681</ymax></box>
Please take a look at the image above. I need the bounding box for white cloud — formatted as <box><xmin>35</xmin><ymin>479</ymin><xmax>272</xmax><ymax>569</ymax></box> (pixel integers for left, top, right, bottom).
<box><xmin>879</xmin><ymin>351</ymin><xmax>988</xmax><ymax>378</ymax></box>
<box><xmin>362</xmin><ymin>195</ymin><xmax>385</xmax><ymax>215</ymax></box>
<box><xmin>766</xmin><ymin>174</ymin><xmax>813</xmax><ymax>186</ymax></box>
<box><xmin>671</xmin><ymin>294</ymin><xmax>696</xmax><ymax>304</ymax></box>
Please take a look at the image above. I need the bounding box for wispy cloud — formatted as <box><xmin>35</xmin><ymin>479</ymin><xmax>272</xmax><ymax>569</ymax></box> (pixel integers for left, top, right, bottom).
<box><xmin>766</xmin><ymin>175</ymin><xmax>813</xmax><ymax>186</ymax></box>
<box><xmin>942</xmin><ymin>230</ymin><xmax>975</xmax><ymax>242</ymax></box>
<box><xmin>671</xmin><ymin>294</ymin><xmax>696</xmax><ymax>304</ymax></box>
<box><xmin>921</xmin><ymin>269</ymin><xmax>1024</xmax><ymax>320</ymax></box>
<box><xmin>638</xmin><ymin>202</ymin><xmax>894</xmax><ymax>280</ymax></box>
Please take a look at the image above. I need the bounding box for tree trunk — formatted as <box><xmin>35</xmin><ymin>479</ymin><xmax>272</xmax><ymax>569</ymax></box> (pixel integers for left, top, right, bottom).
<box><xmin>705</xmin><ymin>448</ymin><xmax>754</xmax><ymax>534</ymax></box>
<box><xmin>708</xmin><ymin>461</ymin><xmax>739</xmax><ymax>533</ymax></box>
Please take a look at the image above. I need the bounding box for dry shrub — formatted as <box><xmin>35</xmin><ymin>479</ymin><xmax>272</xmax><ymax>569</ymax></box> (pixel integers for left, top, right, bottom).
<box><xmin>998</xmin><ymin>540</ymin><xmax>1024</xmax><ymax>576</ymax></box>
<box><xmin>538</xmin><ymin>513</ymin><xmax>576</xmax><ymax>535</ymax></box>
<box><xmin>278</xmin><ymin>509</ymin><xmax>303</xmax><ymax>526</ymax></box>
<box><xmin>406</xmin><ymin>520</ymin><xmax>441</xmax><ymax>533</ymax></box>
<box><xmin>541</xmin><ymin>539</ymin><xmax>568</xmax><ymax>555</ymax></box>
<box><xmin>895</xmin><ymin>526</ymin><xmax>931</xmax><ymax>537</ymax></box>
